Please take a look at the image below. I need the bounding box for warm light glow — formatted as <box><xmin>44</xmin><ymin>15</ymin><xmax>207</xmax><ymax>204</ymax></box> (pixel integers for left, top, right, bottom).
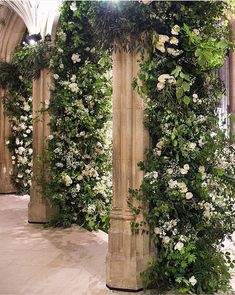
<box><xmin>29</xmin><ymin>39</ymin><xmax>36</xmax><ymax>46</ymax></box>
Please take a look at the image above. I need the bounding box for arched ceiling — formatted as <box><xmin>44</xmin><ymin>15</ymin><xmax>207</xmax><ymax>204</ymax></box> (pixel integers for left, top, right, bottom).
<box><xmin>0</xmin><ymin>5</ymin><xmax>25</xmax><ymax>61</ymax></box>
<box><xmin>0</xmin><ymin>0</ymin><xmax>62</xmax><ymax>39</ymax></box>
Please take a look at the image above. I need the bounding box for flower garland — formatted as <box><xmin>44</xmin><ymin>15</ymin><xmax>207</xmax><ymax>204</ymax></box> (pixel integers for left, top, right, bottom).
<box><xmin>44</xmin><ymin>1</ymin><xmax>112</xmax><ymax>230</ymax></box>
<box><xmin>0</xmin><ymin>54</ymin><xmax>33</xmax><ymax>194</ymax></box>
<box><xmin>90</xmin><ymin>1</ymin><xmax>235</xmax><ymax>293</ymax></box>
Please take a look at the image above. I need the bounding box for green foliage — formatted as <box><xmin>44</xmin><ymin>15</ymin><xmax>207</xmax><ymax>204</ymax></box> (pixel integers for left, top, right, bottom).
<box><xmin>0</xmin><ymin>55</ymin><xmax>33</xmax><ymax>194</ymax></box>
<box><xmin>13</xmin><ymin>41</ymin><xmax>52</xmax><ymax>80</ymax></box>
<box><xmin>42</xmin><ymin>1</ymin><xmax>112</xmax><ymax>231</ymax></box>
<box><xmin>90</xmin><ymin>0</ymin><xmax>235</xmax><ymax>294</ymax></box>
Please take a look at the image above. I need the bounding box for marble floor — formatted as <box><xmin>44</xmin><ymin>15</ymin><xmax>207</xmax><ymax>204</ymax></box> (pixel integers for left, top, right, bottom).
<box><xmin>0</xmin><ymin>194</ymin><xmax>234</xmax><ymax>295</ymax></box>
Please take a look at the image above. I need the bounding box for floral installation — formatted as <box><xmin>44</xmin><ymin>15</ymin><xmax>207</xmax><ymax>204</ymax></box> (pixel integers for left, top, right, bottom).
<box><xmin>0</xmin><ymin>55</ymin><xmax>33</xmax><ymax>194</ymax></box>
<box><xmin>89</xmin><ymin>0</ymin><xmax>235</xmax><ymax>293</ymax></box>
<box><xmin>42</xmin><ymin>1</ymin><xmax>112</xmax><ymax>231</ymax></box>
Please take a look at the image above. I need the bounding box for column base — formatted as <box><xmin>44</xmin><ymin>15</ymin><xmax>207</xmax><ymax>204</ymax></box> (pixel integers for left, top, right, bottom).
<box><xmin>28</xmin><ymin>201</ymin><xmax>57</xmax><ymax>223</ymax></box>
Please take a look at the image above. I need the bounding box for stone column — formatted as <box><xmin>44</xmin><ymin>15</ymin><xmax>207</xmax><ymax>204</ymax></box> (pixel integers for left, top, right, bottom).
<box><xmin>106</xmin><ymin>52</ymin><xmax>153</xmax><ymax>291</ymax></box>
<box><xmin>0</xmin><ymin>90</ymin><xmax>16</xmax><ymax>193</ymax></box>
<box><xmin>28</xmin><ymin>68</ymin><xmax>56</xmax><ymax>223</ymax></box>
<box><xmin>230</xmin><ymin>19</ymin><xmax>235</xmax><ymax>136</ymax></box>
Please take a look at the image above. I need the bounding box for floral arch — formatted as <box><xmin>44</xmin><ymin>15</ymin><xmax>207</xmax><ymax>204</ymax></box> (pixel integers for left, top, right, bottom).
<box><xmin>0</xmin><ymin>1</ymin><xmax>235</xmax><ymax>294</ymax></box>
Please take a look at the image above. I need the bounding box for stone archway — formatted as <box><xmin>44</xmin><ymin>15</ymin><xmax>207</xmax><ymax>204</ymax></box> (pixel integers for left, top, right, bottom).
<box><xmin>0</xmin><ymin>2</ymin><xmax>153</xmax><ymax>291</ymax></box>
<box><xmin>0</xmin><ymin>5</ymin><xmax>26</xmax><ymax>193</ymax></box>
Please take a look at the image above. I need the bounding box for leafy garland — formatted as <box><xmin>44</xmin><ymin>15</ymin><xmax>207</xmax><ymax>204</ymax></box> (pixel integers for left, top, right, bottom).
<box><xmin>0</xmin><ymin>53</ymin><xmax>33</xmax><ymax>194</ymax></box>
<box><xmin>1</xmin><ymin>1</ymin><xmax>235</xmax><ymax>293</ymax></box>
<box><xmin>90</xmin><ymin>1</ymin><xmax>235</xmax><ymax>294</ymax></box>
<box><xmin>43</xmin><ymin>1</ymin><xmax>112</xmax><ymax>230</ymax></box>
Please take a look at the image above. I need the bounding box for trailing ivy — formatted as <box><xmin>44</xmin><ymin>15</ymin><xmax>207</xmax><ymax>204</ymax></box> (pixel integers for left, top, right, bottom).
<box><xmin>91</xmin><ymin>1</ymin><xmax>235</xmax><ymax>294</ymax></box>
<box><xmin>43</xmin><ymin>1</ymin><xmax>112</xmax><ymax>230</ymax></box>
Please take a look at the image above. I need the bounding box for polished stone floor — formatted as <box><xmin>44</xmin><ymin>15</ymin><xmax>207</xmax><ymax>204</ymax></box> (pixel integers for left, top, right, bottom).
<box><xmin>0</xmin><ymin>194</ymin><xmax>234</xmax><ymax>295</ymax></box>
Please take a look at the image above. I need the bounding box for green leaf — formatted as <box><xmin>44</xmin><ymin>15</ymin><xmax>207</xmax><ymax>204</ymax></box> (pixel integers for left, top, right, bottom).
<box><xmin>183</xmin><ymin>96</ymin><xmax>190</xmax><ymax>105</ymax></box>
<box><xmin>182</xmin><ymin>81</ymin><xmax>190</xmax><ymax>92</ymax></box>
<box><xmin>176</xmin><ymin>87</ymin><xmax>184</xmax><ymax>99</ymax></box>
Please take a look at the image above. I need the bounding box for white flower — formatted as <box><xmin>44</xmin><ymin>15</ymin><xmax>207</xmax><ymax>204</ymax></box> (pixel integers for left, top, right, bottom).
<box><xmin>188</xmin><ymin>142</ymin><xmax>196</xmax><ymax>150</ymax></box>
<box><xmin>70</xmin><ymin>2</ymin><xmax>77</xmax><ymax>11</ymax></box>
<box><xmin>155</xmin><ymin>42</ymin><xmax>165</xmax><ymax>53</ymax></box>
<box><xmin>167</xmin><ymin>48</ymin><xmax>182</xmax><ymax>56</ymax></box>
<box><xmin>169</xmin><ymin>37</ymin><xmax>179</xmax><ymax>45</ymax></box>
<box><xmin>168</xmin><ymin>179</ymin><xmax>178</xmax><ymax>189</ymax></box>
<box><xmin>174</xmin><ymin>241</ymin><xmax>184</xmax><ymax>251</ymax></box>
<box><xmin>193</xmin><ymin>29</ymin><xmax>200</xmax><ymax>35</ymax></box>
<box><xmin>63</xmin><ymin>174</ymin><xmax>72</xmax><ymax>186</ymax></box>
<box><xmin>157</xmin><ymin>82</ymin><xmax>165</xmax><ymax>91</ymax></box>
<box><xmin>48</xmin><ymin>135</ymin><xmax>54</xmax><ymax>140</ymax></box>
<box><xmin>23</xmin><ymin>103</ymin><xmax>30</xmax><ymax>112</ymax></box>
<box><xmin>76</xmin><ymin>183</ymin><xmax>81</xmax><ymax>192</ymax></box>
<box><xmin>198</xmin><ymin>165</ymin><xmax>205</xmax><ymax>173</ymax></box>
<box><xmin>166</xmin><ymin>168</ymin><xmax>173</xmax><ymax>175</ymax></box>
<box><xmin>154</xmin><ymin>227</ymin><xmax>161</xmax><ymax>235</ymax></box>
<box><xmin>158</xmin><ymin>34</ymin><xmax>169</xmax><ymax>43</ymax></box>
<box><xmin>156</xmin><ymin>140</ymin><xmax>164</xmax><ymax>149</ymax></box>
<box><xmin>189</xmin><ymin>276</ymin><xmax>197</xmax><ymax>286</ymax></box>
<box><xmin>53</xmin><ymin>74</ymin><xmax>59</xmax><ymax>80</ymax></box>
<box><xmin>55</xmin><ymin>163</ymin><xmax>63</xmax><ymax>168</ymax></box>
<box><xmin>71</xmin><ymin>53</ymin><xmax>81</xmax><ymax>63</ymax></box>
<box><xmin>17</xmin><ymin>173</ymin><xmax>23</xmax><ymax>178</ymax></box>
<box><xmin>28</xmin><ymin>148</ymin><xmax>33</xmax><ymax>155</ymax></box>
<box><xmin>158</xmin><ymin>74</ymin><xmax>171</xmax><ymax>83</ymax></box>
<box><xmin>171</xmin><ymin>25</ymin><xmax>180</xmax><ymax>35</ymax></box>
<box><xmin>186</xmin><ymin>192</ymin><xmax>193</xmax><ymax>199</ymax></box>
<box><xmin>180</xmin><ymin>169</ymin><xmax>188</xmax><ymax>175</ymax></box>
<box><xmin>5</xmin><ymin>140</ymin><xmax>10</xmax><ymax>145</ymax></box>
<box><xmin>59</xmin><ymin>64</ymin><xmax>64</xmax><ymax>69</ymax></box>
<box><xmin>69</xmin><ymin>83</ymin><xmax>79</xmax><ymax>93</ymax></box>
<box><xmin>70</xmin><ymin>74</ymin><xmax>76</xmax><ymax>82</ymax></box>
<box><xmin>18</xmin><ymin>146</ymin><xmax>25</xmax><ymax>155</ymax></box>
<box><xmin>193</xmin><ymin>93</ymin><xmax>198</xmax><ymax>102</ymax></box>
<box><xmin>178</xmin><ymin>182</ymin><xmax>188</xmax><ymax>193</ymax></box>
<box><xmin>183</xmin><ymin>164</ymin><xmax>189</xmax><ymax>171</ymax></box>
<box><xmin>163</xmin><ymin>236</ymin><xmax>171</xmax><ymax>244</ymax></box>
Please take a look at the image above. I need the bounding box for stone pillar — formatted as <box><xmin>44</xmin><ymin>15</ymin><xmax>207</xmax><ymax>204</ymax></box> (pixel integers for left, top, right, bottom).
<box><xmin>230</xmin><ymin>20</ymin><xmax>235</xmax><ymax>136</ymax></box>
<box><xmin>28</xmin><ymin>69</ymin><xmax>56</xmax><ymax>223</ymax></box>
<box><xmin>106</xmin><ymin>52</ymin><xmax>153</xmax><ymax>291</ymax></box>
<box><xmin>0</xmin><ymin>90</ymin><xmax>16</xmax><ymax>193</ymax></box>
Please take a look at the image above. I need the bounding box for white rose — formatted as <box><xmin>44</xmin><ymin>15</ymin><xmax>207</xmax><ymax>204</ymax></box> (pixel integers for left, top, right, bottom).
<box><xmin>178</xmin><ymin>182</ymin><xmax>188</xmax><ymax>193</ymax></box>
<box><xmin>189</xmin><ymin>276</ymin><xmax>197</xmax><ymax>286</ymax></box>
<box><xmin>198</xmin><ymin>165</ymin><xmax>205</xmax><ymax>173</ymax></box>
<box><xmin>158</xmin><ymin>34</ymin><xmax>169</xmax><ymax>43</ymax></box>
<box><xmin>169</xmin><ymin>36</ymin><xmax>179</xmax><ymax>45</ymax></box>
<box><xmin>48</xmin><ymin>135</ymin><xmax>54</xmax><ymax>140</ymax></box>
<box><xmin>180</xmin><ymin>168</ymin><xmax>188</xmax><ymax>175</ymax></box>
<box><xmin>157</xmin><ymin>82</ymin><xmax>165</xmax><ymax>91</ymax></box>
<box><xmin>174</xmin><ymin>241</ymin><xmax>184</xmax><ymax>251</ymax></box>
<box><xmin>154</xmin><ymin>227</ymin><xmax>161</xmax><ymax>235</ymax></box>
<box><xmin>163</xmin><ymin>236</ymin><xmax>171</xmax><ymax>244</ymax></box>
<box><xmin>155</xmin><ymin>42</ymin><xmax>165</xmax><ymax>53</ymax></box>
<box><xmin>158</xmin><ymin>74</ymin><xmax>171</xmax><ymax>83</ymax></box>
<box><xmin>193</xmin><ymin>29</ymin><xmax>200</xmax><ymax>35</ymax></box>
<box><xmin>186</xmin><ymin>192</ymin><xmax>193</xmax><ymax>199</ymax></box>
<box><xmin>171</xmin><ymin>25</ymin><xmax>180</xmax><ymax>35</ymax></box>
